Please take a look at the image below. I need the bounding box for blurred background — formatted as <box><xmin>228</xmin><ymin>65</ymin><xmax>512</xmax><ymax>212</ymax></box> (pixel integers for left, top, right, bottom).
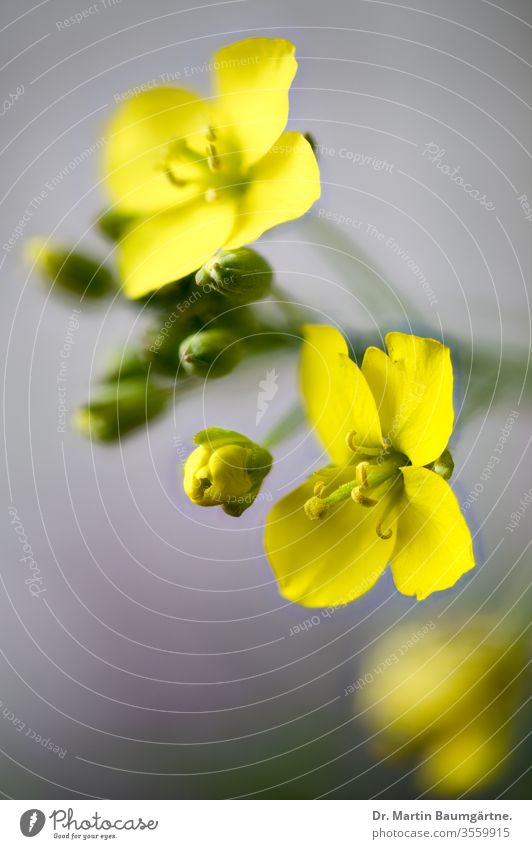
<box><xmin>1</xmin><ymin>0</ymin><xmax>531</xmax><ymax>799</ymax></box>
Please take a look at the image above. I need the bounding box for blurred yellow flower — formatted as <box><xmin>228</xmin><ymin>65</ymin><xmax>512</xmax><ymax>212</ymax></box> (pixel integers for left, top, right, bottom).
<box><xmin>356</xmin><ymin>622</ymin><xmax>525</xmax><ymax>794</ymax></box>
<box><xmin>265</xmin><ymin>325</ymin><xmax>474</xmax><ymax>606</ymax></box>
<box><xmin>103</xmin><ymin>38</ymin><xmax>320</xmax><ymax>298</ymax></box>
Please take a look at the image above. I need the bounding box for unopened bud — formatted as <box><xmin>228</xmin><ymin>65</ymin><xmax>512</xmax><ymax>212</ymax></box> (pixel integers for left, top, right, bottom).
<box><xmin>183</xmin><ymin>428</ymin><xmax>272</xmax><ymax>516</ymax></box>
<box><xmin>26</xmin><ymin>239</ymin><xmax>114</xmax><ymax>299</ymax></box>
<box><xmin>429</xmin><ymin>448</ymin><xmax>455</xmax><ymax>481</ymax></box>
<box><xmin>73</xmin><ymin>378</ymin><xmax>168</xmax><ymax>441</ymax></box>
<box><xmin>179</xmin><ymin>329</ymin><xmax>241</xmax><ymax>378</ymax></box>
<box><xmin>96</xmin><ymin>209</ymin><xmax>137</xmax><ymax>242</ymax></box>
<box><xmin>195</xmin><ymin>248</ymin><xmax>273</xmax><ymax>305</ymax></box>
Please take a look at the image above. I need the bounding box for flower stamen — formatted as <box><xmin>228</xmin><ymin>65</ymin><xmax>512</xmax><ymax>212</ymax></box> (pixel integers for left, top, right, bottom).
<box><xmin>355</xmin><ymin>452</ymin><xmax>406</xmax><ymax>490</ymax></box>
<box><xmin>303</xmin><ymin>478</ymin><xmax>357</xmax><ymax>520</ymax></box>
<box><xmin>351</xmin><ymin>487</ymin><xmax>377</xmax><ymax>507</ymax></box>
<box><xmin>207</xmin><ymin>142</ymin><xmax>222</xmax><ymax>172</ymax></box>
<box><xmin>313</xmin><ymin>481</ymin><xmax>326</xmax><ymax>497</ymax></box>
<box><xmin>345</xmin><ymin>430</ymin><xmax>384</xmax><ymax>456</ymax></box>
<box><xmin>376</xmin><ymin>520</ymin><xmax>393</xmax><ymax>540</ymax></box>
<box><xmin>304</xmin><ymin>496</ymin><xmax>330</xmax><ymax>520</ymax></box>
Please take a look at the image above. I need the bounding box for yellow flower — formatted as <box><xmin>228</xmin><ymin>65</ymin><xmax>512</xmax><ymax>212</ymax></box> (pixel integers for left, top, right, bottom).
<box><xmin>356</xmin><ymin>622</ymin><xmax>524</xmax><ymax>794</ymax></box>
<box><xmin>264</xmin><ymin>325</ymin><xmax>474</xmax><ymax>606</ymax></box>
<box><xmin>183</xmin><ymin>427</ymin><xmax>272</xmax><ymax>516</ymax></box>
<box><xmin>103</xmin><ymin>38</ymin><xmax>320</xmax><ymax>298</ymax></box>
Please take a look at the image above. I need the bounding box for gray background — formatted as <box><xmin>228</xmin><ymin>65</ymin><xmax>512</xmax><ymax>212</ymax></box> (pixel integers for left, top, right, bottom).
<box><xmin>0</xmin><ymin>0</ymin><xmax>531</xmax><ymax>799</ymax></box>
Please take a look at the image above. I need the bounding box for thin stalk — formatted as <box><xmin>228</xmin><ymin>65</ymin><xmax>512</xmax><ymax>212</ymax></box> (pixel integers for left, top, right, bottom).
<box><xmin>262</xmin><ymin>404</ymin><xmax>306</xmax><ymax>449</ymax></box>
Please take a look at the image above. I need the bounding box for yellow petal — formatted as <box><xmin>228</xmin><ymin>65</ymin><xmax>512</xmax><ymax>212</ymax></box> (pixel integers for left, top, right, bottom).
<box><xmin>264</xmin><ymin>468</ymin><xmax>396</xmax><ymax>607</ymax></box>
<box><xmin>103</xmin><ymin>87</ymin><xmax>209</xmax><ymax>214</ymax></box>
<box><xmin>362</xmin><ymin>333</ymin><xmax>453</xmax><ymax>467</ymax></box>
<box><xmin>300</xmin><ymin>325</ymin><xmax>383</xmax><ymax>465</ymax></box>
<box><xmin>420</xmin><ymin>725</ymin><xmax>506</xmax><ymax>794</ymax></box>
<box><xmin>118</xmin><ymin>196</ymin><xmax>236</xmax><ymax>298</ymax></box>
<box><xmin>213</xmin><ymin>37</ymin><xmax>297</xmax><ymax>168</ymax></box>
<box><xmin>391</xmin><ymin>466</ymin><xmax>474</xmax><ymax>600</ymax></box>
<box><xmin>357</xmin><ymin>624</ymin><xmax>502</xmax><ymax>745</ymax></box>
<box><xmin>224</xmin><ymin>132</ymin><xmax>320</xmax><ymax>249</ymax></box>
<box><xmin>361</xmin><ymin>346</ymin><xmax>401</xmax><ymax>440</ymax></box>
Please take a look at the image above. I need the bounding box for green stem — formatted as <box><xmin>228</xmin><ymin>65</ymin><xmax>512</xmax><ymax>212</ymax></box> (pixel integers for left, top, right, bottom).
<box><xmin>270</xmin><ymin>284</ymin><xmax>310</xmax><ymax>329</ymax></box>
<box><xmin>262</xmin><ymin>404</ymin><xmax>306</xmax><ymax>449</ymax></box>
<box><xmin>302</xmin><ymin>212</ymin><xmax>426</xmax><ymax>326</ymax></box>
<box><xmin>321</xmin><ymin>479</ymin><xmax>357</xmax><ymax>506</ymax></box>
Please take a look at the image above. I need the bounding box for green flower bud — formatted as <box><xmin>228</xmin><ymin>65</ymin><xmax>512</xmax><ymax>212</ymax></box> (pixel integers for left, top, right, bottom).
<box><xmin>428</xmin><ymin>448</ymin><xmax>455</xmax><ymax>480</ymax></box>
<box><xmin>195</xmin><ymin>248</ymin><xmax>273</xmax><ymax>305</ymax></box>
<box><xmin>104</xmin><ymin>349</ymin><xmax>149</xmax><ymax>382</ymax></box>
<box><xmin>26</xmin><ymin>239</ymin><xmax>115</xmax><ymax>299</ymax></box>
<box><xmin>183</xmin><ymin>428</ymin><xmax>272</xmax><ymax>516</ymax></box>
<box><xmin>143</xmin><ymin>319</ymin><xmax>195</xmax><ymax>376</ymax></box>
<box><xmin>73</xmin><ymin>378</ymin><xmax>168</xmax><ymax>441</ymax></box>
<box><xmin>96</xmin><ymin>209</ymin><xmax>138</xmax><ymax>242</ymax></box>
<box><xmin>179</xmin><ymin>329</ymin><xmax>241</xmax><ymax>378</ymax></box>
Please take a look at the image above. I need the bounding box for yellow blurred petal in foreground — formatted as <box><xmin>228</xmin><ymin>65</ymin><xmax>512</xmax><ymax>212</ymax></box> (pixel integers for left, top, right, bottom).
<box><xmin>356</xmin><ymin>621</ymin><xmax>525</xmax><ymax>795</ymax></box>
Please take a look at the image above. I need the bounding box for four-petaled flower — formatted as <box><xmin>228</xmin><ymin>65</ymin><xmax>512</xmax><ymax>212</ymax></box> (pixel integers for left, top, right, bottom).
<box><xmin>265</xmin><ymin>326</ymin><xmax>475</xmax><ymax>606</ymax></box>
<box><xmin>103</xmin><ymin>37</ymin><xmax>320</xmax><ymax>298</ymax></box>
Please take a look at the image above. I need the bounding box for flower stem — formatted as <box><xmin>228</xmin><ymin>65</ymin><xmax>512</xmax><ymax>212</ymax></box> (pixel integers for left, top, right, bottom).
<box><xmin>270</xmin><ymin>284</ymin><xmax>310</xmax><ymax>329</ymax></box>
<box><xmin>302</xmin><ymin>212</ymin><xmax>426</xmax><ymax>326</ymax></box>
<box><xmin>262</xmin><ymin>404</ymin><xmax>306</xmax><ymax>449</ymax></box>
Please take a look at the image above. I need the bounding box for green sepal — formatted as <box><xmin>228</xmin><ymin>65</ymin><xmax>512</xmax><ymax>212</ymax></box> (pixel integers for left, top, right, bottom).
<box><xmin>193</xmin><ymin>428</ymin><xmax>254</xmax><ymax>449</ymax></box>
<box><xmin>427</xmin><ymin>448</ymin><xmax>455</xmax><ymax>480</ymax></box>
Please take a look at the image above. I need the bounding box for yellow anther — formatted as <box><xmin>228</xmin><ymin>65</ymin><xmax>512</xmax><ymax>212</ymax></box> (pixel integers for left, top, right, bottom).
<box><xmin>345</xmin><ymin>430</ymin><xmax>358</xmax><ymax>453</ymax></box>
<box><xmin>304</xmin><ymin>496</ymin><xmax>329</xmax><ymax>521</ymax></box>
<box><xmin>345</xmin><ymin>430</ymin><xmax>383</xmax><ymax>457</ymax></box>
<box><xmin>351</xmin><ymin>487</ymin><xmax>377</xmax><ymax>507</ymax></box>
<box><xmin>207</xmin><ymin>142</ymin><xmax>221</xmax><ymax>172</ymax></box>
<box><xmin>356</xmin><ymin>462</ymin><xmax>369</xmax><ymax>489</ymax></box>
<box><xmin>159</xmin><ymin>161</ymin><xmax>188</xmax><ymax>188</ymax></box>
